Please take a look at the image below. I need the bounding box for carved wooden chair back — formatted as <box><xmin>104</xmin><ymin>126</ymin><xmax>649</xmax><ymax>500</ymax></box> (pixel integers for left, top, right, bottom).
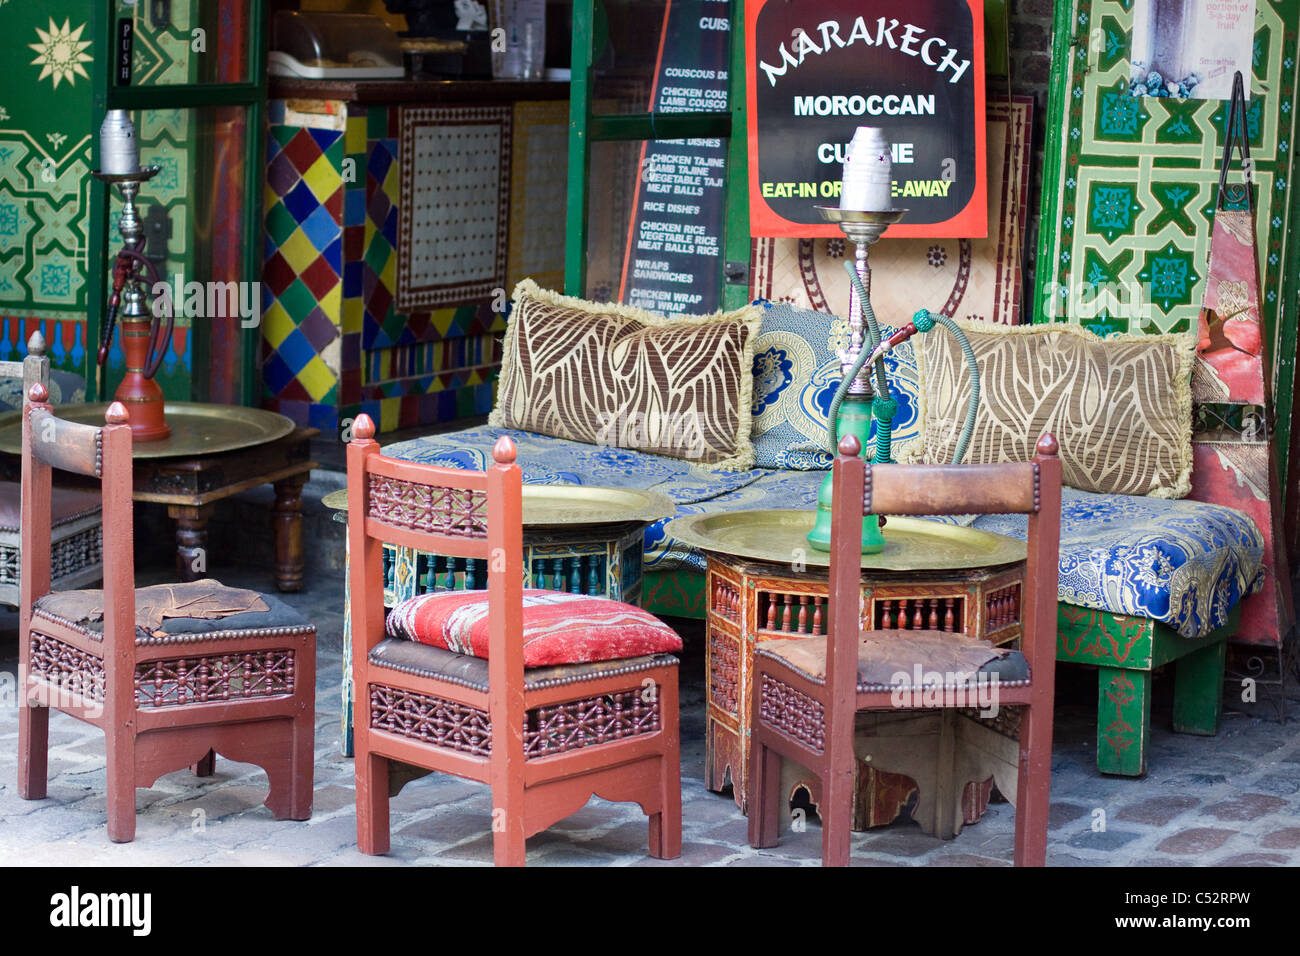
<box><xmin>347</xmin><ymin>415</ymin><xmax>526</xmax><ymax>734</ymax></box>
<box><xmin>20</xmin><ymin>388</ymin><xmax>134</xmax><ymax>645</ymax></box>
<box><xmin>1</xmin><ymin>332</ymin><xmax>106</xmax><ymax>608</ymax></box>
<box><xmin>0</xmin><ymin>330</ymin><xmax>50</xmax><ymax>398</ymax></box>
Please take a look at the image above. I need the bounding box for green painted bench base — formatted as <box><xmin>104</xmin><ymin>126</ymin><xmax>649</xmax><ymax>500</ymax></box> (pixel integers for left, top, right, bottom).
<box><xmin>644</xmin><ymin>569</ymin><xmax>1236</xmax><ymax>777</ymax></box>
<box><xmin>1057</xmin><ymin>603</ymin><xmax>1236</xmax><ymax>777</ymax></box>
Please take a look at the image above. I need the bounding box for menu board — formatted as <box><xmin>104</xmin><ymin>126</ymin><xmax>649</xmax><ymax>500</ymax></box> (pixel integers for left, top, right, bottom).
<box><xmin>619</xmin><ymin>0</ymin><xmax>730</xmax><ymax>314</ymax></box>
<box><xmin>745</xmin><ymin>0</ymin><xmax>987</xmax><ymax>238</ymax></box>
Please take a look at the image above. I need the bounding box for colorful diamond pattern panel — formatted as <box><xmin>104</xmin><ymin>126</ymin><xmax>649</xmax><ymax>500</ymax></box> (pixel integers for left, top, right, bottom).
<box><xmin>264</xmin><ymin>102</ymin><xmax>514</xmax><ymax>435</ymax></box>
<box><xmin>262</xmin><ymin>123</ymin><xmax>345</xmax><ymax>420</ymax></box>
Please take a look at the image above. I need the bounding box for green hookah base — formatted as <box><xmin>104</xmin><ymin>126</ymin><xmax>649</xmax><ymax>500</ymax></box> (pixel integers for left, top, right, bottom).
<box><xmin>806</xmin><ymin>467</ymin><xmax>886</xmax><ymax>553</ymax></box>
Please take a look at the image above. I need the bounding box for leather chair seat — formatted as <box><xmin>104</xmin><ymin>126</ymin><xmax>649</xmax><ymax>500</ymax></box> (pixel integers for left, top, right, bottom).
<box><xmin>757</xmin><ymin>628</ymin><xmax>1029</xmax><ymax>690</ymax></box>
<box><xmin>34</xmin><ymin>579</ymin><xmax>311</xmax><ymax>641</ymax></box>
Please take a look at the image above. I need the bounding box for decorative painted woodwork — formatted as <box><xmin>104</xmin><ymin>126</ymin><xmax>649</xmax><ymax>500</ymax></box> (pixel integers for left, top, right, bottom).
<box><xmin>1056</xmin><ymin>602</ymin><xmax>1238</xmax><ymax>777</ymax></box>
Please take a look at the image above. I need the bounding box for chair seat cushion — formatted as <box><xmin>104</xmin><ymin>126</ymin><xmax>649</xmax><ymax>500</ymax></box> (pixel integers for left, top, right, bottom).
<box><xmin>0</xmin><ymin>482</ymin><xmax>100</xmax><ymax>532</ymax></box>
<box><xmin>369</xmin><ymin>637</ymin><xmax>678</xmax><ymax>691</ymax></box>
<box><xmin>757</xmin><ymin>629</ymin><xmax>1029</xmax><ymax>690</ymax></box>
<box><xmin>385</xmin><ymin>589</ymin><xmax>683</xmax><ymax>667</ymax></box>
<box><xmin>34</xmin><ymin>579</ymin><xmax>312</xmax><ymax>641</ymax></box>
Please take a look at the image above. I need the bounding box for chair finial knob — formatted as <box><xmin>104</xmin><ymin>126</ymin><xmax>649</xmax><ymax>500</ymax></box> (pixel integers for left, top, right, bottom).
<box><xmin>353</xmin><ymin>414</ymin><xmax>375</xmax><ymax>441</ymax></box>
<box><xmin>1036</xmin><ymin>432</ymin><xmax>1059</xmax><ymax>457</ymax></box>
<box><xmin>838</xmin><ymin>434</ymin><xmax>861</xmax><ymax>457</ymax></box>
<box><xmin>28</xmin><ymin>382</ymin><xmax>48</xmax><ymax>404</ymax></box>
<box><xmin>106</xmin><ymin>402</ymin><xmax>130</xmax><ymax>425</ymax></box>
<box><xmin>27</xmin><ymin>330</ymin><xmax>45</xmax><ymax>356</ymax></box>
<box><xmin>493</xmin><ymin>435</ymin><xmax>517</xmax><ymax>464</ymax></box>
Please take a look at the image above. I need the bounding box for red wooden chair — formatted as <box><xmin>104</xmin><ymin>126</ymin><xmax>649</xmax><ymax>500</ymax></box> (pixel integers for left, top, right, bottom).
<box><xmin>347</xmin><ymin>414</ymin><xmax>681</xmax><ymax>865</ymax></box>
<box><xmin>748</xmin><ymin>433</ymin><xmax>1063</xmax><ymax>866</ymax></box>
<box><xmin>18</xmin><ymin>385</ymin><xmax>316</xmax><ymax>842</ymax></box>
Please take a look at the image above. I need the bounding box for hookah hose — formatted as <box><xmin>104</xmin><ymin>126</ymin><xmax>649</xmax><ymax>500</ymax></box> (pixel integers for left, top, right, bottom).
<box><xmin>97</xmin><ymin>247</ymin><xmax>174</xmax><ymax>379</ymax></box>
<box><xmin>830</xmin><ymin>261</ymin><xmax>981</xmax><ymax>465</ymax></box>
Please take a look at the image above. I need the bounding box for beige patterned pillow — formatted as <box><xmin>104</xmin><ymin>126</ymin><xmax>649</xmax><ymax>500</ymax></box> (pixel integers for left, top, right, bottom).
<box><xmin>912</xmin><ymin>320</ymin><xmax>1195</xmax><ymax>498</ymax></box>
<box><xmin>489</xmin><ymin>280</ymin><xmax>764</xmax><ymax>470</ymax></box>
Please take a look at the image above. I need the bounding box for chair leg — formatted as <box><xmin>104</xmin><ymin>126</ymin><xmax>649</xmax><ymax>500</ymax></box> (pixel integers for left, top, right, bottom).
<box><xmin>491</xmin><ymin>783</ymin><xmax>527</xmax><ymax>867</ymax></box>
<box><xmin>355</xmin><ymin>751</ymin><xmax>391</xmax><ymax>855</ymax></box>
<box><xmin>18</xmin><ymin>701</ymin><xmax>49</xmax><ymax>800</ymax></box>
<box><xmin>820</xmin><ymin>767</ymin><xmax>853</xmax><ymax>867</ymax></box>
<box><xmin>191</xmin><ymin>749</ymin><xmax>215</xmax><ymax>777</ymax></box>
<box><xmin>747</xmin><ymin>739</ymin><xmax>783</xmax><ymax>849</ymax></box>
<box><xmin>649</xmin><ymin>753</ymin><xmax>682</xmax><ymax>860</ymax></box>
<box><xmin>106</xmin><ymin>735</ymin><xmax>137</xmax><ymax>844</ymax></box>
<box><xmin>288</xmin><ymin>708</ymin><xmax>315</xmax><ymax>820</ymax></box>
<box><xmin>1013</xmin><ymin>704</ymin><xmax>1050</xmax><ymax>867</ymax></box>
<box><xmin>1173</xmin><ymin>640</ymin><xmax>1225</xmax><ymax>736</ymax></box>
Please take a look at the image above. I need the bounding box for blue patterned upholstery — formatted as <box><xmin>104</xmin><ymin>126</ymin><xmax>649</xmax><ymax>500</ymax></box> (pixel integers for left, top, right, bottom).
<box><xmin>749</xmin><ymin>301</ymin><xmax>921</xmax><ymax>469</ymax></box>
<box><xmin>383</xmin><ymin>434</ymin><xmax>1265</xmax><ymax>640</ymax></box>
<box><xmin>382</xmin><ymin>427</ymin><xmax>764</xmax><ymax>505</ymax></box>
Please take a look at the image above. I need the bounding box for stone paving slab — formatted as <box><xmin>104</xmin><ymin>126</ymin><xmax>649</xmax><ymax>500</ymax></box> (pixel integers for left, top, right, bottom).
<box><xmin>1</xmin><ymin>565</ymin><xmax>1297</xmax><ymax>867</ymax></box>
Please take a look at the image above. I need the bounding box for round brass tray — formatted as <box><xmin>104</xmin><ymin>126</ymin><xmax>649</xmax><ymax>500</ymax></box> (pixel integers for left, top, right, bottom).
<box><xmin>324</xmin><ymin>484</ymin><xmax>676</xmax><ymax>527</ymax></box>
<box><xmin>0</xmin><ymin>402</ymin><xmax>295</xmax><ymax>458</ymax></box>
<box><xmin>665</xmin><ymin>510</ymin><xmax>1025</xmax><ymax>571</ymax></box>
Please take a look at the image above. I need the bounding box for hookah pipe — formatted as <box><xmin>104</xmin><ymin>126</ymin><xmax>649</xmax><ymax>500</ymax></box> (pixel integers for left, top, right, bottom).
<box><xmin>823</xmin><ymin>259</ymin><xmax>980</xmax><ymax>466</ymax></box>
<box><xmin>98</xmin><ymin>247</ymin><xmax>174</xmax><ymax>379</ymax></box>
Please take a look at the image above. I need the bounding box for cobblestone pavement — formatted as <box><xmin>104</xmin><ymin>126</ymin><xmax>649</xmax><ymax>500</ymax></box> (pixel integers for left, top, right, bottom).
<box><xmin>2</xmin><ymin>564</ymin><xmax>1298</xmax><ymax>867</ymax></box>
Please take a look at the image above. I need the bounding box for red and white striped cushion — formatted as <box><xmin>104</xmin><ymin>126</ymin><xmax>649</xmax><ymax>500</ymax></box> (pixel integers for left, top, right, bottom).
<box><xmin>386</xmin><ymin>590</ymin><xmax>682</xmax><ymax>667</ymax></box>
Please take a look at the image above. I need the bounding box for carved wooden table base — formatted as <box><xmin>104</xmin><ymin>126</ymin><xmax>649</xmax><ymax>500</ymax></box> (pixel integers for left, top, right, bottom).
<box><xmin>703</xmin><ymin>553</ymin><xmax>1026</xmax><ymax>835</ymax></box>
<box><xmin>122</xmin><ymin>429</ymin><xmax>317</xmax><ymax>592</ymax></box>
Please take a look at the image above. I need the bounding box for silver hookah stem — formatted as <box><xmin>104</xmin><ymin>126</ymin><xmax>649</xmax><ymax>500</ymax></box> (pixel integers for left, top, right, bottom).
<box><xmin>115</xmin><ymin>180</ymin><xmax>149</xmax><ymax>325</ymax></box>
<box><xmin>845</xmin><ymin>234</ymin><xmax>873</xmax><ymax>395</ymax></box>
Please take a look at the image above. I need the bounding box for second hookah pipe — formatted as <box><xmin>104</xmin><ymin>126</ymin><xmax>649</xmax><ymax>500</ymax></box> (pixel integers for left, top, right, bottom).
<box><xmin>94</xmin><ymin>109</ymin><xmax>173</xmax><ymax>381</ymax></box>
<box><xmin>99</xmin><ymin>246</ymin><xmax>173</xmax><ymax>378</ymax></box>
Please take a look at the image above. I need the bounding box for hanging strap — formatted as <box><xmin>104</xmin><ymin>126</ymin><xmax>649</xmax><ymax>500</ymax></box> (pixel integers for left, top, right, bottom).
<box><xmin>1217</xmin><ymin>71</ymin><xmax>1254</xmax><ymax>212</ymax></box>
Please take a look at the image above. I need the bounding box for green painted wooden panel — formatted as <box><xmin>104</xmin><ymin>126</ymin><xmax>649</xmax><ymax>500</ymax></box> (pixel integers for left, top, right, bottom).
<box><xmin>1033</xmin><ymin>0</ymin><xmax>1299</xmax><ymax>500</ymax></box>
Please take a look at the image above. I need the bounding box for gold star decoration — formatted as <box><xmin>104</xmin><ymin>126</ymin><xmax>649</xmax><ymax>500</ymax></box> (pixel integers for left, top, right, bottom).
<box><xmin>29</xmin><ymin>18</ymin><xmax>93</xmax><ymax>90</ymax></box>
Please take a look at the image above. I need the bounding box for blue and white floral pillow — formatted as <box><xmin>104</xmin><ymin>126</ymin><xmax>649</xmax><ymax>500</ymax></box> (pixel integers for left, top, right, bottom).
<box><xmin>749</xmin><ymin>301</ymin><xmax>921</xmax><ymax>470</ymax></box>
<box><xmin>0</xmin><ymin>369</ymin><xmax>85</xmax><ymax>412</ymax></box>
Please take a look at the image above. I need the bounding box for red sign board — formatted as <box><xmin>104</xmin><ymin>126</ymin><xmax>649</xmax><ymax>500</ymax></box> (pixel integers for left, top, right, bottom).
<box><xmin>745</xmin><ymin>0</ymin><xmax>987</xmax><ymax>238</ymax></box>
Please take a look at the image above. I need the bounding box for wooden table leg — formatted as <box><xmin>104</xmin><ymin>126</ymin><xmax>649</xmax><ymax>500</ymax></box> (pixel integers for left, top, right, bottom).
<box><xmin>272</xmin><ymin>475</ymin><xmax>307</xmax><ymax>592</ymax></box>
<box><xmin>168</xmin><ymin>503</ymin><xmax>215</xmax><ymax>581</ymax></box>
